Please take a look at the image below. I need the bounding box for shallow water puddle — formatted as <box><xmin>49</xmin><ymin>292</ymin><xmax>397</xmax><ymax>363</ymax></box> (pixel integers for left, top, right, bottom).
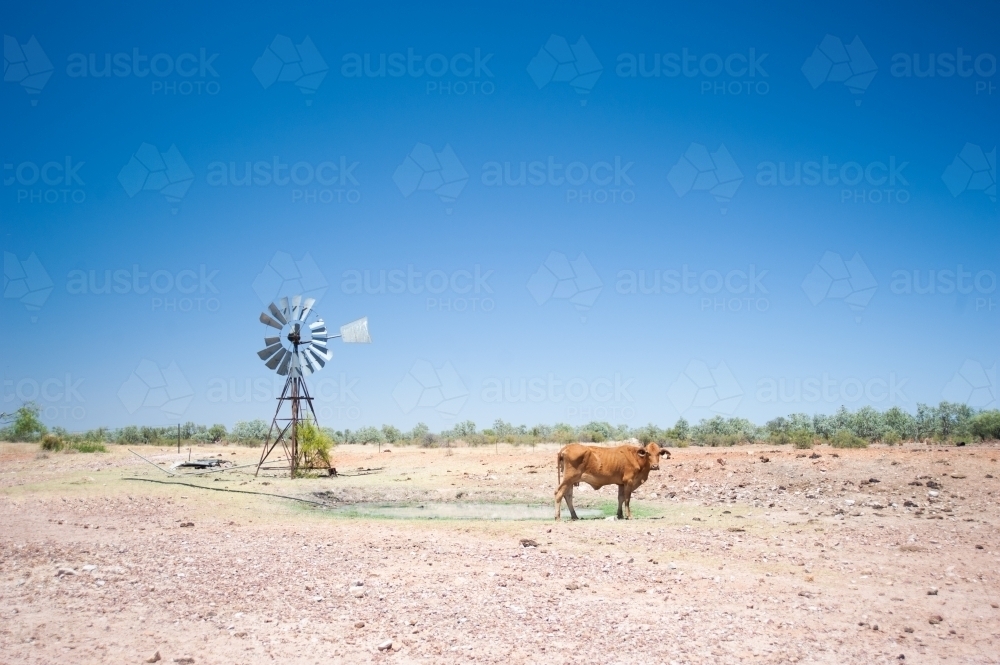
<box><xmin>330</xmin><ymin>502</ymin><xmax>603</xmax><ymax>520</ymax></box>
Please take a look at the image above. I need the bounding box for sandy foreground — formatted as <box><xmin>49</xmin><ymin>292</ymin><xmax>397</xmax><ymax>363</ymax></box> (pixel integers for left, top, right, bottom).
<box><xmin>1</xmin><ymin>441</ymin><xmax>998</xmax><ymax>665</ymax></box>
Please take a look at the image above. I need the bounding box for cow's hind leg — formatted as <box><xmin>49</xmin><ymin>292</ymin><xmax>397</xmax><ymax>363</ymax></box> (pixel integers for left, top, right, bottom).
<box><xmin>563</xmin><ymin>484</ymin><xmax>579</xmax><ymax>520</ymax></box>
<box><xmin>623</xmin><ymin>486</ymin><xmax>634</xmax><ymax>520</ymax></box>
<box><xmin>555</xmin><ymin>480</ymin><xmax>579</xmax><ymax>521</ymax></box>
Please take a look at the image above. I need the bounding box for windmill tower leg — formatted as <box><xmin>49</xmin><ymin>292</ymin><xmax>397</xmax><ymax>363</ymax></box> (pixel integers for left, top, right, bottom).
<box><xmin>256</xmin><ymin>375</ymin><xmax>292</xmax><ymax>476</ymax></box>
<box><xmin>290</xmin><ymin>376</ymin><xmax>300</xmax><ymax>478</ymax></box>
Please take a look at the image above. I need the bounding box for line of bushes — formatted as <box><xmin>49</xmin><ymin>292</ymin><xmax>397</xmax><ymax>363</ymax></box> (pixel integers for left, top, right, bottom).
<box><xmin>4</xmin><ymin>401</ymin><xmax>999</xmax><ymax>451</ymax></box>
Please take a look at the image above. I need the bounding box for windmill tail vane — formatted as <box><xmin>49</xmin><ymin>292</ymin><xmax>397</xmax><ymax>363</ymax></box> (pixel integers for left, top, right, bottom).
<box><xmin>254</xmin><ymin>295</ymin><xmax>370</xmax><ymax>477</ymax></box>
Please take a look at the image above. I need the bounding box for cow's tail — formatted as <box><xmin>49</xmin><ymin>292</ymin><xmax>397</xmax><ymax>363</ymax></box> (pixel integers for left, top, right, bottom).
<box><xmin>556</xmin><ymin>450</ymin><xmax>564</xmax><ymax>486</ymax></box>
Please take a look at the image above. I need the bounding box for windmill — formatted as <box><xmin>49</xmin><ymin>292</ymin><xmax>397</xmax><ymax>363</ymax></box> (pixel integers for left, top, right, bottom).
<box><xmin>255</xmin><ymin>295</ymin><xmax>370</xmax><ymax>477</ymax></box>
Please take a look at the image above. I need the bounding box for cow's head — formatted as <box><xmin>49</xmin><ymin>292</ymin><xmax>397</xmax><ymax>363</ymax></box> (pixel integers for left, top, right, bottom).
<box><xmin>638</xmin><ymin>443</ymin><xmax>670</xmax><ymax>470</ymax></box>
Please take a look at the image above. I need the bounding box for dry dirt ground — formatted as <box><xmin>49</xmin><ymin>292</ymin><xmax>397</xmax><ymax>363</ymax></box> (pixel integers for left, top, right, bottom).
<box><xmin>1</xmin><ymin>441</ymin><xmax>999</xmax><ymax>665</ymax></box>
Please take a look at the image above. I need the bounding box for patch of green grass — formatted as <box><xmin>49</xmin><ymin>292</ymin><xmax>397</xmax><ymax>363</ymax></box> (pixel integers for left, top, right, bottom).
<box><xmin>595</xmin><ymin>500</ymin><xmax>661</xmax><ymax>519</ymax></box>
<box><xmin>70</xmin><ymin>441</ymin><xmax>107</xmax><ymax>453</ymax></box>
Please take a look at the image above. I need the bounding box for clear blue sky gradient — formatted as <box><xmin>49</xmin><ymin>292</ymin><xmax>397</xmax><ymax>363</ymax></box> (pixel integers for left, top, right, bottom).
<box><xmin>2</xmin><ymin>1</ymin><xmax>997</xmax><ymax>432</ymax></box>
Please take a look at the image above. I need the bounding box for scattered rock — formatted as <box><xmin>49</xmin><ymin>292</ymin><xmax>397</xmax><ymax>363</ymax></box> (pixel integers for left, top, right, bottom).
<box><xmin>377</xmin><ymin>639</ymin><xmax>393</xmax><ymax>651</ymax></box>
<box><xmin>903</xmin><ymin>500</ymin><xmax>917</xmax><ymax>507</ymax></box>
<box><xmin>145</xmin><ymin>651</ymin><xmax>161</xmax><ymax>663</ymax></box>
<box><xmin>179</xmin><ymin>522</ymin><xmax>194</xmax><ymax>528</ymax></box>
<box><xmin>350</xmin><ymin>586</ymin><xmax>365</xmax><ymax>598</ymax></box>
<box><xmin>928</xmin><ymin>615</ymin><xmax>943</xmax><ymax>625</ymax></box>
<box><xmin>81</xmin><ymin>564</ymin><xmax>97</xmax><ymax>572</ymax></box>
<box><xmin>173</xmin><ymin>659</ymin><xmax>194</xmax><ymax>664</ymax></box>
<box><xmin>520</xmin><ymin>539</ymin><xmax>538</xmax><ymax>548</ymax></box>
<box><xmin>566</xmin><ymin>583</ymin><xmax>580</xmax><ymax>590</ymax></box>
<box><xmin>903</xmin><ymin>627</ymin><xmax>913</xmax><ymax>633</ymax></box>
<box><xmin>354</xmin><ymin>621</ymin><xmax>365</xmax><ymax>628</ymax></box>
<box><xmin>759</xmin><ymin>457</ymin><xmax>770</xmax><ymax>463</ymax></box>
<box><xmin>809</xmin><ymin>453</ymin><xmax>821</xmax><ymax>459</ymax></box>
<box><xmin>928</xmin><ymin>588</ymin><xmax>938</xmax><ymax>595</ymax></box>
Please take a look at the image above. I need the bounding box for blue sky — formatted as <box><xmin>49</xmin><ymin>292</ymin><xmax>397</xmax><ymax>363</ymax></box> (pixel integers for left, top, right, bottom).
<box><xmin>1</xmin><ymin>1</ymin><xmax>997</xmax><ymax>432</ymax></box>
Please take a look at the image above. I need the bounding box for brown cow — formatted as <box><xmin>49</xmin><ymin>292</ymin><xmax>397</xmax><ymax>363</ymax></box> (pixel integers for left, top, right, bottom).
<box><xmin>555</xmin><ymin>442</ymin><xmax>669</xmax><ymax>520</ymax></box>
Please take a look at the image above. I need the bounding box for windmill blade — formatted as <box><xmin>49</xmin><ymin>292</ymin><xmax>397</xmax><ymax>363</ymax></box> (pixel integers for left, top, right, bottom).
<box><xmin>264</xmin><ymin>335</ymin><xmax>280</xmax><ymax>346</ymax></box>
<box><xmin>265</xmin><ymin>347</ymin><xmax>288</xmax><ymax>371</ymax></box>
<box><xmin>257</xmin><ymin>341</ymin><xmax>283</xmax><ymax>361</ymax></box>
<box><xmin>301</xmin><ymin>297</ymin><xmax>316</xmax><ymax>320</ymax></box>
<box><xmin>308</xmin><ymin>340</ymin><xmax>332</xmax><ymax>359</ymax></box>
<box><xmin>269</xmin><ymin>302</ymin><xmax>288</xmax><ymax>325</ymax></box>
<box><xmin>260</xmin><ymin>312</ymin><xmax>283</xmax><ymax>329</ymax></box>
<box><xmin>290</xmin><ymin>295</ymin><xmax>302</xmax><ymax>321</ymax></box>
<box><xmin>278</xmin><ymin>297</ymin><xmax>291</xmax><ymax>320</ymax></box>
<box><xmin>298</xmin><ymin>349</ymin><xmax>313</xmax><ymax>375</ymax></box>
<box><xmin>305</xmin><ymin>346</ymin><xmax>329</xmax><ymax>369</ymax></box>
<box><xmin>310</xmin><ymin>338</ymin><xmax>329</xmax><ymax>353</ymax></box>
<box><xmin>340</xmin><ymin>317</ymin><xmax>371</xmax><ymax>343</ymax></box>
<box><xmin>309</xmin><ymin>322</ymin><xmax>328</xmax><ymax>341</ymax></box>
<box><xmin>276</xmin><ymin>350</ymin><xmax>292</xmax><ymax>375</ymax></box>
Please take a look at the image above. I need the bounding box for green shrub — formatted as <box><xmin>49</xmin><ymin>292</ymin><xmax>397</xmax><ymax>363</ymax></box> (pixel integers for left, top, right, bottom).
<box><xmin>882</xmin><ymin>429</ymin><xmax>902</xmax><ymax>445</ymax></box>
<box><xmin>770</xmin><ymin>431</ymin><xmax>791</xmax><ymax>446</ymax></box>
<box><xmin>40</xmin><ymin>433</ymin><xmax>64</xmax><ymax>451</ymax></box>
<box><xmin>298</xmin><ymin>421</ymin><xmax>333</xmax><ymax>470</ymax></box>
<box><xmin>830</xmin><ymin>430</ymin><xmax>868</xmax><ymax>448</ymax></box>
<box><xmin>791</xmin><ymin>430</ymin><xmax>814</xmax><ymax>449</ymax></box>
<box><xmin>970</xmin><ymin>410</ymin><xmax>1000</xmax><ymax>441</ymax></box>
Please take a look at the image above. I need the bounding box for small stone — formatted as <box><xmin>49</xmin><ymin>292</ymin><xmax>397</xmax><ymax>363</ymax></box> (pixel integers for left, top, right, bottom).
<box><xmin>520</xmin><ymin>539</ymin><xmax>538</xmax><ymax>548</ymax></box>
<box><xmin>350</xmin><ymin>586</ymin><xmax>365</xmax><ymax>598</ymax></box>
<box><xmin>145</xmin><ymin>651</ymin><xmax>161</xmax><ymax>663</ymax></box>
<box><xmin>179</xmin><ymin>522</ymin><xmax>194</xmax><ymax>528</ymax></box>
<box><xmin>377</xmin><ymin>639</ymin><xmax>392</xmax><ymax>651</ymax></box>
<box><xmin>354</xmin><ymin>621</ymin><xmax>365</xmax><ymax>628</ymax></box>
<box><xmin>173</xmin><ymin>658</ymin><xmax>195</xmax><ymax>664</ymax></box>
<box><xmin>928</xmin><ymin>615</ymin><xmax>943</xmax><ymax>625</ymax></box>
<box><xmin>566</xmin><ymin>583</ymin><xmax>580</xmax><ymax>591</ymax></box>
<box><xmin>904</xmin><ymin>627</ymin><xmax>914</xmax><ymax>633</ymax></box>
<box><xmin>81</xmin><ymin>565</ymin><xmax>97</xmax><ymax>572</ymax></box>
<box><xmin>871</xmin><ymin>624</ymin><xmax>879</xmax><ymax>631</ymax></box>
<box><xmin>928</xmin><ymin>588</ymin><xmax>938</xmax><ymax>595</ymax></box>
<box><xmin>56</xmin><ymin>567</ymin><xmax>77</xmax><ymax>577</ymax></box>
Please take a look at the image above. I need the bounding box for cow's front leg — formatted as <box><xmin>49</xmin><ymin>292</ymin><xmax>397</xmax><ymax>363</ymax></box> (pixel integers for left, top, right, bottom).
<box><xmin>616</xmin><ymin>484</ymin><xmax>625</xmax><ymax>519</ymax></box>
<box><xmin>623</xmin><ymin>486</ymin><xmax>634</xmax><ymax>519</ymax></box>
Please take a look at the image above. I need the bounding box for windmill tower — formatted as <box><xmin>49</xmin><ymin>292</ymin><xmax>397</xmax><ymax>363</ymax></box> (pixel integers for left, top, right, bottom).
<box><xmin>255</xmin><ymin>295</ymin><xmax>370</xmax><ymax>477</ymax></box>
